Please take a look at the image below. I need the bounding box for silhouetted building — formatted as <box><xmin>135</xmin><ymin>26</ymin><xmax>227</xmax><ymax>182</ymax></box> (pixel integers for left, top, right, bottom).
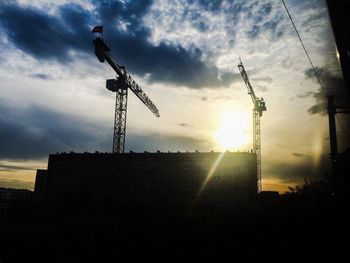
<box><xmin>0</xmin><ymin>188</ymin><xmax>33</xmax><ymax>216</ymax></box>
<box><xmin>35</xmin><ymin>152</ymin><xmax>257</xmax><ymax>207</ymax></box>
<box><xmin>0</xmin><ymin>187</ymin><xmax>32</xmax><ymax>200</ymax></box>
<box><xmin>259</xmin><ymin>191</ymin><xmax>280</xmax><ymax>199</ymax></box>
<box><xmin>34</xmin><ymin>169</ymin><xmax>47</xmax><ymax>200</ymax></box>
<box><xmin>337</xmin><ymin>148</ymin><xmax>350</xmax><ymax>191</ymax></box>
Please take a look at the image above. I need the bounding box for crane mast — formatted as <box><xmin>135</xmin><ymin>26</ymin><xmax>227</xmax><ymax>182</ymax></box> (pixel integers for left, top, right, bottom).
<box><xmin>93</xmin><ymin>28</ymin><xmax>159</xmax><ymax>153</ymax></box>
<box><xmin>238</xmin><ymin>58</ymin><xmax>266</xmax><ymax>192</ymax></box>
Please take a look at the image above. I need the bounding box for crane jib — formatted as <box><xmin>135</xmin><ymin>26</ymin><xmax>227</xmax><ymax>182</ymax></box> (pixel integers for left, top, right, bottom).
<box><xmin>93</xmin><ymin>36</ymin><xmax>160</xmax><ymax>117</ymax></box>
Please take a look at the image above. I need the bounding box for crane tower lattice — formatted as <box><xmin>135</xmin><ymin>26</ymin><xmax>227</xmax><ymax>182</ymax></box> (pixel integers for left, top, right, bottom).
<box><xmin>238</xmin><ymin>58</ymin><xmax>266</xmax><ymax>192</ymax></box>
<box><xmin>92</xmin><ymin>27</ymin><xmax>159</xmax><ymax>153</ymax></box>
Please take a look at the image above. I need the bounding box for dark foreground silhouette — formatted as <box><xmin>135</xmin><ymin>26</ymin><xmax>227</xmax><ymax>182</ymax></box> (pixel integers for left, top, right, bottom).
<box><xmin>0</xmin><ymin>181</ymin><xmax>348</xmax><ymax>262</ymax></box>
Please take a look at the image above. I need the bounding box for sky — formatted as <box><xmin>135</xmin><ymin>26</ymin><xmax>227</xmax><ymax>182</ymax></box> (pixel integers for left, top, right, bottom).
<box><xmin>0</xmin><ymin>0</ymin><xmax>349</xmax><ymax>193</ymax></box>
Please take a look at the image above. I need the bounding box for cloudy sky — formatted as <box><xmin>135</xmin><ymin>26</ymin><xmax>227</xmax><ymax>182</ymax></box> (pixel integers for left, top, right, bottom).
<box><xmin>0</xmin><ymin>0</ymin><xmax>349</xmax><ymax>192</ymax></box>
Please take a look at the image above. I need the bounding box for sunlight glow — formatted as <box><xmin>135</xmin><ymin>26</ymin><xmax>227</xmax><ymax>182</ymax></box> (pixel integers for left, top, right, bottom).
<box><xmin>215</xmin><ymin>111</ymin><xmax>250</xmax><ymax>150</ymax></box>
<box><xmin>192</xmin><ymin>152</ymin><xmax>226</xmax><ymax>207</ymax></box>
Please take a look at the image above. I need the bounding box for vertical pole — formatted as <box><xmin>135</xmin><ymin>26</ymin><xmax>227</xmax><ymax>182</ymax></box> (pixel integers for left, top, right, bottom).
<box><xmin>253</xmin><ymin>109</ymin><xmax>261</xmax><ymax>193</ymax></box>
<box><xmin>113</xmin><ymin>87</ymin><xmax>128</xmax><ymax>153</ymax></box>
<box><xmin>327</xmin><ymin>95</ymin><xmax>337</xmax><ymax>192</ymax></box>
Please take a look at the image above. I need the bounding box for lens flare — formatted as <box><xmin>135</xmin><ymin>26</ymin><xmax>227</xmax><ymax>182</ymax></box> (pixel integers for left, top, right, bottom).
<box><xmin>192</xmin><ymin>151</ymin><xmax>226</xmax><ymax>207</ymax></box>
<box><xmin>215</xmin><ymin>111</ymin><xmax>250</xmax><ymax>150</ymax></box>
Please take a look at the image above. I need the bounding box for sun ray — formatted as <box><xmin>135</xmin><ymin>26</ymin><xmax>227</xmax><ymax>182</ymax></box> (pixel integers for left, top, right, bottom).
<box><xmin>192</xmin><ymin>151</ymin><xmax>226</xmax><ymax>207</ymax></box>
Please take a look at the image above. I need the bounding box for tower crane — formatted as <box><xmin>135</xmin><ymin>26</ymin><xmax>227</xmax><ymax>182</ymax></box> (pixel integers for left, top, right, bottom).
<box><xmin>238</xmin><ymin>58</ymin><xmax>266</xmax><ymax>192</ymax></box>
<box><xmin>92</xmin><ymin>26</ymin><xmax>160</xmax><ymax>153</ymax></box>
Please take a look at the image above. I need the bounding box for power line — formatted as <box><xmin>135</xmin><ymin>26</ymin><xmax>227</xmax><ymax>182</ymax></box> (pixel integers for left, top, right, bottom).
<box><xmin>281</xmin><ymin>0</ymin><xmax>323</xmax><ymax>88</ymax></box>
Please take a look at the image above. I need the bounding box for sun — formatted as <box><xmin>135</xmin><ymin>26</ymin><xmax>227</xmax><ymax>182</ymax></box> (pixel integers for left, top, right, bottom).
<box><xmin>215</xmin><ymin>111</ymin><xmax>250</xmax><ymax>150</ymax></box>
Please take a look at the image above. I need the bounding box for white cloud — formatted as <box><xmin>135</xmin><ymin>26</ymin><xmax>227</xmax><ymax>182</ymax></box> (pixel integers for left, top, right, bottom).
<box><xmin>17</xmin><ymin>0</ymin><xmax>94</xmax><ymax>14</ymax></box>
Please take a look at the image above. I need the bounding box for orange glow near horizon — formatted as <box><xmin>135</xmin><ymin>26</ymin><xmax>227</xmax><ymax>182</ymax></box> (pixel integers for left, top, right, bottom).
<box><xmin>263</xmin><ymin>178</ymin><xmax>296</xmax><ymax>194</ymax></box>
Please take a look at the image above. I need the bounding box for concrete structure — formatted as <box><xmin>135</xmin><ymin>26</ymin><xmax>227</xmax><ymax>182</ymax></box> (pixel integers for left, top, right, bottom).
<box><xmin>35</xmin><ymin>152</ymin><xmax>257</xmax><ymax>207</ymax></box>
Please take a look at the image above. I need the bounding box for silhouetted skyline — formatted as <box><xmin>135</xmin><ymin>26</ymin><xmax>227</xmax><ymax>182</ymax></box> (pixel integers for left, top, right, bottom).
<box><xmin>0</xmin><ymin>0</ymin><xmax>349</xmax><ymax>192</ymax></box>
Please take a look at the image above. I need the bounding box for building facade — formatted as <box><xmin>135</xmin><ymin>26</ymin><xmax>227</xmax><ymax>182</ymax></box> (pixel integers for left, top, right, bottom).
<box><xmin>35</xmin><ymin>152</ymin><xmax>257</xmax><ymax>207</ymax></box>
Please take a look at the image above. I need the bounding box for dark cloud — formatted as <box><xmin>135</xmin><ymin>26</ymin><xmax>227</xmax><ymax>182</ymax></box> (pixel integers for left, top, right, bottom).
<box><xmin>228</xmin><ymin>39</ymin><xmax>235</xmax><ymax>48</ymax></box>
<box><xmin>96</xmin><ymin>0</ymin><xmax>236</xmax><ymax>88</ymax></box>
<box><xmin>296</xmin><ymin>91</ymin><xmax>315</xmax><ymax>99</ymax></box>
<box><xmin>247</xmin><ymin>15</ymin><xmax>284</xmax><ymax>40</ymax></box>
<box><xmin>178</xmin><ymin>123</ymin><xmax>203</xmax><ymax>130</ymax></box>
<box><xmin>307</xmin><ymin>103</ymin><xmax>325</xmax><ymax>115</ymax></box>
<box><xmin>251</xmin><ymin>2</ymin><xmax>272</xmax><ymax>24</ymax></box>
<box><xmin>199</xmin><ymin>94</ymin><xmax>236</xmax><ymax>102</ymax></box>
<box><xmin>0</xmin><ymin>163</ymin><xmax>37</xmax><ymax>171</ymax></box>
<box><xmin>292</xmin><ymin>152</ymin><xmax>309</xmax><ymax>157</ymax></box>
<box><xmin>262</xmin><ymin>15</ymin><xmax>284</xmax><ymax>39</ymax></box>
<box><xmin>0</xmin><ymin>2</ymin><xmax>93</xmax><ymax>63</ymax></box>
<box><xmin>266</xmin><ymin>158</ymin><xmax>329</xmax><ymax>184</ymax></box>
<box><xmin>245</xmin><ymin>2</ymin><xmax>284</xmax><ymax>40</ymax></box>
<box><xmin>0</xmin><ymin>0</ymin><xmax>236</xmax><ymax>89</ymax></box>
<box><xmin>301</xmin><ymin>8</ymin><xmax>328</xmax><ymax>29</ymax></box>
<box><xmin>0</xmin><ymin>100</ymin><xmax>214</xmax><ymax>159</ymax></box>
<box><xmin>247</xmin><ymin>25</ymin><xmax>261</xmax><ymax>39</ymax></box>
<box><xmin>193</xmin><ymin>0</ymin><xmax>223</xmax><ymax>12</ymax></box>
<box><xmin>221</xmin><ymin>2</ymin><xmax>245</xmax><ymax>41</ymax></box>
<box><xmin>260</xmin><ymin>3</ymin><xmax>272</xmax><ymax>17</ymax></box>
<box><xmin>304</xmin><ymin>66</ymin><xmax>349</xmax><ymax>115</ymax></box>
<box><xmin>294</xmin><ymin>0</ymin><xmax>322</xmax><ymax>8</ymax></box>
<box><xmin>0</xmin><ymin>101</ymin><xmax>110</xmax><ymax>160</ymax></box>
<box><xmin>120</xmin><ymin>41</ymin><xmax>236</xmax><ymax>88</ymax></box>
<box><xmin>195</xmin><ymin>21</ymin><xmax>209</xmax><ymax>32</ymax></box>
<box><xmin>181</xmin><ymin>7</ymin><xmax>209</xmax><ymax>33</ymax></box>
<box><xmin>29</xmin><ymin>73</ymin><xmax>52</xmax><ymax>80</ymax></box>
